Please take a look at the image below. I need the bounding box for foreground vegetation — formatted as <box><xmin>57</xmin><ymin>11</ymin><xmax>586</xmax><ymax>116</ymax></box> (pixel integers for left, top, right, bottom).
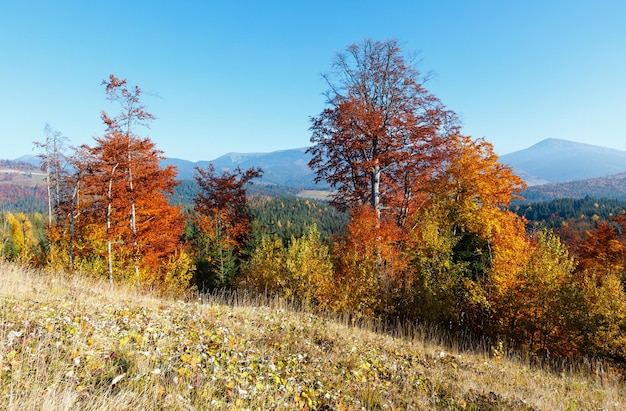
<box><xmin>1</xmin><ymin>262</ymin><xmax>624</xmax><ymax>410</ymax></box>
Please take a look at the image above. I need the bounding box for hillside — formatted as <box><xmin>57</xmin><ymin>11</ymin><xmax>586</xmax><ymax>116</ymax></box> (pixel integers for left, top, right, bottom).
<box><xmin>521</xmin><ymin>173</ymin><xmax>626</xmax><ymax>203</ymax></box>
<box><xmin>0</xmin><ymin>263</ymin><xmax>623</xmax><ymax>410</ymax></box>
<box><xmin>0</xmin><ymin>159</ymin><xmax>47</xmax><ymax>212</ymax></box>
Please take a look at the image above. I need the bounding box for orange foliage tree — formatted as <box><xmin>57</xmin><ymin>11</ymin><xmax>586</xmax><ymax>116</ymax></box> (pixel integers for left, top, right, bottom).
<box><xmin>308</xmin><ymin>40</ymin><xmax>535</xmax><ymax>330</ymax></box>
<box><xmin>307</xmin><ymin>39</ymin><xmax>461</xmax><ymax>318</ymax></box>
<box><xmin>405</xmin><ymin>134</ymin><xmax>527</xmax><ymax>331</ymax></box>
<box><xmin>69</xmin><ymin>75</ymin><xmax>187</xmax><ymax>290</ymax></box>
<box><xmin>573</xmin><ymin>217</ymin><xmax>626</xmax><ymax>361</ymax></box>
<box><xmin>576</xmin><ymin>221</ymin><xmax>625</xmax><ymax>279</ymax></box>
<box><xmin>326</xmin><ymin>205</ymin><xmax>407</xmax><ymax>317</ymax></box>
<box><xmin>493</xmin><ymin>230</ymin><xmax>584</xmax><ymax>357</ymax></box>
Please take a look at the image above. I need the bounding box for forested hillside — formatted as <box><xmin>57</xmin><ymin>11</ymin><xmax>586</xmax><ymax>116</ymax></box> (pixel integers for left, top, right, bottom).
<box><xmin>170</xmin><ymin>179</ymin><xmax>302</xmax><ymax>208</ymax></box>
<box><xmin>513</xmin><ymin>197</ymin><xmax>626</xmax><ymax>228</ymax></box>
<box><xmin>521</xmin><ymin>173</ymin><xmax>626</xmax><ymax>202</ymax></box>
<box><xmin>0</xmin><ymin>160</ymin><xmax>47</xmax><ymax>212</ymax></box>
<box><xmin>0</xmin><ymin>185</ymin><xmax>46</xmax><ymax>213</ymax></box>
<box><xmin>249</xmin><ymin>196</ymin><xmax>348</xmax><ymax>243</ymax></box>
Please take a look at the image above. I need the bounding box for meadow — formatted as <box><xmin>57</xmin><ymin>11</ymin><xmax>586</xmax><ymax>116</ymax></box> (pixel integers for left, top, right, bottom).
<box><xmin>0</xmin><ymin>262</ymin><xmax>624</xmax><ymax>410</ymax></box>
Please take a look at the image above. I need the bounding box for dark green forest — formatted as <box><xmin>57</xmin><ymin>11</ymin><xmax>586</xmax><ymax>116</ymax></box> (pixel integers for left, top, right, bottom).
<box><xmin>249</xmin><ymin>195</ymin><xmax>348</xmax><ymax>244</ymax></box>
<box><xmin>513</xmin><ymin>196</ymin><xmax>626</xmax><ymax>228</ymax></box>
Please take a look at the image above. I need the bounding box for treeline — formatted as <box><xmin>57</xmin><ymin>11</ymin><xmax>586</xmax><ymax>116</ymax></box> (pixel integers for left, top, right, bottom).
<box><xmin>170</xmin><ymin>179</ymin><xmax>301</xmax><ymax>208</ymax></box>
<box><xmin>513</xmin><ymin>196</ymin><xmax>626</xmax><ymax>228</ymax></box>
<box><xmin>521</xmin><ymin>174</ymin><xmax>626</xmax><ymax>202</ymax></box>
<box><xmin>9</xmin><ymin>40</ymin><xmax>626</xmax><ymax>369</ymax></box>
<box><xmin>0</xmin><ymin>185</ymin><xmax>47</xmax><ymax>213</ymax></box>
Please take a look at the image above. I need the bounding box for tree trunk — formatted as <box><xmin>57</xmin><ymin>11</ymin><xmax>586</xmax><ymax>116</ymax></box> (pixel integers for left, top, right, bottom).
<box><xmin>107</xmin><ymin>163</ymin><xmax>119</xmax><ymax>283</ymax></box>
<box><xmin>127</xmin><ymin>131</ymin><xmax>140</xmax><ymax>284</ymax></box>
<box><xmin>371</xmin><ymin>164</ymin><xmax>381</xmax><ymax>219</ymax></box>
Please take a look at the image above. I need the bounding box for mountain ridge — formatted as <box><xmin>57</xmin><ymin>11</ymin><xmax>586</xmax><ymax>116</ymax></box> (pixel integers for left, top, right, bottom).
<box><xmin>160</xmin><ymin>147</ymin><xmax>322</xmax><ymax>188</ymax></box>
<box><xmin>7</xmin><ymin>138</ymin><xmax>626</xmax><ymax>196</ymax></box>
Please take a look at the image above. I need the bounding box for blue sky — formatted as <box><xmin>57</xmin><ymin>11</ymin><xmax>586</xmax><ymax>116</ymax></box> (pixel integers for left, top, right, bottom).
<box><xmin>1</xmin><ymin>1</ymin><xmax>625</xmax><ymax>161</ymax></box>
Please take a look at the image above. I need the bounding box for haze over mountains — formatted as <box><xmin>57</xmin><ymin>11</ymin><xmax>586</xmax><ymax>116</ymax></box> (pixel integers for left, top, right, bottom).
<box><xmin>8</xmin><ymin>138</ymin><xmax>626</xmax><ymax>193</ymax></box>
<box><xmin>160</xmin><ymin>138</ymin><xmax>626</xmax><ymax>189</ymax></box>
<box><xmin>162</xmin><ymin>147</ymin><xmax>322</xmax><ymax>188</ymax></box>
<box><xmin>499</xmin><ymin>138</ymin><xmax>626</xmax><ymax>186</ymax></box>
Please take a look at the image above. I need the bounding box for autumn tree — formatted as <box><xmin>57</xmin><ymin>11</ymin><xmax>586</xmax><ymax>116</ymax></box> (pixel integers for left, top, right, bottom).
<box><xmin>578</xmin><ymin>268</ymin><xmax>626</xmax><ymax>362</ymax></box>
<box><xmin>308</xmin><ymin>38</ymin><xmax>458</xmax><ymax>224</ymax></box>
<box><xmin>492</xmin><ymin>229</ymin><xmax>584</xmax><ymax>357</ymax></box>
<box><xmin>239</xmin><ymin>234</ymin><xmax>286</xmax><ymax>295</ymax></box>
<box><xmin>573</xmin><ymin>217</ymin><xmax>626</xmax><ymax>361</ymax></box>
<box><xmin>404</xmin><ymin>202</ymin><xmax>473</xmax><ymax>326</ymax></box>
<box><xmin>436</xmin><ymin>134</ymin><xmax>529</xmax><ymax>295</ymax></box>
<box><xmin>70</xmin><ymin>75</ymin><xmax>187</xmax><ymax>291</ymax></box>
<box><xmin>33</xmin><ymin>123</ymin><xmax>71</xmax><ymax>267</ymax></box>
<box><xmin>192</xmin><ymin>164</ymin><xmax>262</xmax><ymax>288</ymax></box>
<box><xmin>326</xmin><ymin>205</ymin><xmax>407</xmax><ymax>317</ymax></box>
<box><xmin>576</xmin><ymin>221</ymin><xmax>625</xmax><ymax>280</ymax></box>
<box><xmin>52</xmin><ymin>145</ymin><xmax>92</xmax><ymax>271</ymax></box>
<box><xmin>401</xmin><ymin>134</ymin><xmax>527</xmax><ymax>330</ymax></box>
<box><xmin>0</xmin><ymin>212</ymin><xmax>44</xmax><ymax>265</ymax></box>
<box><xmin>101</xmin><ymin>74</ymin><xmax>156</xmax><ymax>279</ymax></box>
<box><xmin>34</xmin><ymin>123</ymin><xmax>70</xmax><ymax>228</ymax></box>
<box><xmin>240</xmin><ymin>225</ymin><xmax>333</xmax><ymax>307</ymax></box>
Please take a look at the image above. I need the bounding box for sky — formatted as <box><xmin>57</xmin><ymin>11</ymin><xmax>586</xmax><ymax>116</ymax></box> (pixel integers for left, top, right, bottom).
<box><xmin>1</xmin><ymin>1</ymin><xmax>625</xmax><ymax>162</ymax></box>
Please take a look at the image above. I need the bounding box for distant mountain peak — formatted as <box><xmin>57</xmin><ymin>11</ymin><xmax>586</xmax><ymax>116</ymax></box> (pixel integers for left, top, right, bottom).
<box><xmin>501</xmin><ymin>138</ymin><xmax>626</xmax><ymax>186</ymax></box>
<box><xmin>528</xmin><ymin>138</ymin><xmax>571</xmax><ymax>149</ymax></box>
<box><xmin>14</xmin><ymin>154</ymin><xmax>40</xmax><ymax>166</ymax></box>
<box><xmin>528</xmin><ymin>138</ymin><xmax>624</xmax><ymax>153</ymax></box>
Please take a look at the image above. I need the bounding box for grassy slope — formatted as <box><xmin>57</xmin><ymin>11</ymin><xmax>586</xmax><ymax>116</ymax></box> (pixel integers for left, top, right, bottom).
<box><xmin>0</xmin><ymin>263</ymin><xmax>624</xmax><ymax>410</ymax></box>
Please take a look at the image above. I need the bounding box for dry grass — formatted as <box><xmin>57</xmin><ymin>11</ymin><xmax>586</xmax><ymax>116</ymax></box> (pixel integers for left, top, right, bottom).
<box><xmin>0</xmin><ymin>262</ymin><xmax>624</xmax><ymax>410</ymax></box>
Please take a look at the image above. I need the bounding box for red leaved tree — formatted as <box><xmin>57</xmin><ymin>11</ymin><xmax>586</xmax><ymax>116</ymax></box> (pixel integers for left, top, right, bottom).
<box><xmin>192</xmin><ymin>164</ymin><xmax>262</xmax><ymax>288</ymax></box>
<box><xmin>71</xmin><ymin>75</ymin><xmax>186</xmax><ymax>289</ymax></box>
<box><xmin>308</xmin><ymin>39</ymin><xmax>458</xmax><ymax>225</ymax></box>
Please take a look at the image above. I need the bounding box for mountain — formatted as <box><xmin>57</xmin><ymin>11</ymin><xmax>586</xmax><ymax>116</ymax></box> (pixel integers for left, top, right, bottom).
<box><xmin>160</xmin><ymin>157</ymin><xmax>211</xmax><ymax>180</ymax></box>
<box><xmin>167</xmin><ymin>138</ymin><xmax>626</xmax><ymax>192</ymax></box>
<box><xmin>162</xmin><ymin>147</ymin><xmax>325</xmax><ymax>188</ymax></box>
<box><xmin>13</xmin><ymin>154</ymin><xmax>41</xmax><ymax>166</ymax></box>
<box><xmin>500</xmin><ymin>138</ymin><xmax>626</xmax><ymax>186</ymax></box>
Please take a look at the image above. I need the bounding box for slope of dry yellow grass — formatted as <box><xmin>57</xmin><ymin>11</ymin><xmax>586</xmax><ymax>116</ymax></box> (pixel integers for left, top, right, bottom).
<box><xmin>0</xmin><ymin>262</ymin><xmax>624</xmax><ymax>410</ymax></box>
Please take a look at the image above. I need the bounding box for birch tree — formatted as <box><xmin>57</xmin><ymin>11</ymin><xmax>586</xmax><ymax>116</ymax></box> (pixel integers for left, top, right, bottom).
<box><xmin>75</xmin><ymin>75</ymin><xmax>185</xmax><ymax>286</ymax></box>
